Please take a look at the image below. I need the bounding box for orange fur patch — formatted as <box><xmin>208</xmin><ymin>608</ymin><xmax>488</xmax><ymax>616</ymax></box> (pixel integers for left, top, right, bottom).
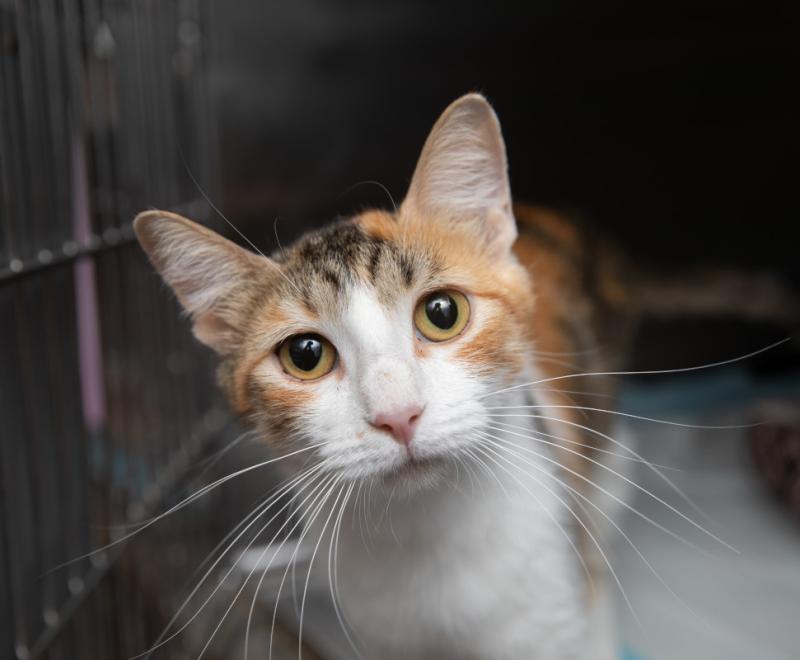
<box><xmin>358</xmin><ymin>207</ymin><xmax>536</xmax><ymax>379</ymax></box>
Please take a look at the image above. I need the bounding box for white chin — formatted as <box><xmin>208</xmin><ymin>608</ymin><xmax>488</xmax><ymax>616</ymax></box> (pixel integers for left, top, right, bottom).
<box><xmin>379</xmin><ymin>455</ymin><xmax>450</xmax><ymax>492</ymax></box>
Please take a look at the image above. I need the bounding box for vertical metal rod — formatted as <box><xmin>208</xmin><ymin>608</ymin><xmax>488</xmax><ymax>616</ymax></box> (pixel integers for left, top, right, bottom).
<box><xmin>1</xmin><ymin>2</ymin><xmax>229</xmax><ymax>656</ymax></box>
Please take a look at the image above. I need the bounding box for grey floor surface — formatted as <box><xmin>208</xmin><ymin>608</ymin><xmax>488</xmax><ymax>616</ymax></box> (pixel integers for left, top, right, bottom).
<box><xmin>615</xmin><ymin>410</ymin><xmax>800</xmax><ymax>660</ymax></box>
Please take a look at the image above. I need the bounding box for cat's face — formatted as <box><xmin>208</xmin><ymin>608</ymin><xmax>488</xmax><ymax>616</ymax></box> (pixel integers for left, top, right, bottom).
<box><xmin>135</xmin><ymin>94</ymin><xmax>534</xmax><ymax>489</ymax></box>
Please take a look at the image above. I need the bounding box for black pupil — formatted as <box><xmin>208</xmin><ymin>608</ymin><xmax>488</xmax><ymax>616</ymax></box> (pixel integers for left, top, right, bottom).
<box><xmin>425</xmin><ymin>293</ymin><xmax>458</xmax><ymax>329</ymax></box>
<box><xmin>289</xmin><ymin>335</ymin><xmax>323</xmax><ymax>371</ymax></box>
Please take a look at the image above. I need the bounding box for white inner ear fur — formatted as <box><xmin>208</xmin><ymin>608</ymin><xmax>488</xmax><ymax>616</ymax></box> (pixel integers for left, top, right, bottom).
<box><xmin>133</xmin><ymin>210</ymin><xmax>270</xmax><ymax>353</ymax></box>
<box><xmin>402</xmin><ymin>93</ymin><xmax>517</xmax><ymax>257</ymax></box>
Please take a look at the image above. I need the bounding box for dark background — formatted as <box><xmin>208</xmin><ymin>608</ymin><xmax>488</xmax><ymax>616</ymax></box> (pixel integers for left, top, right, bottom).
<box><xmin>211</xmin><ymin>0</ymin><xmax>798</xmax><ymax>283</ymax></box>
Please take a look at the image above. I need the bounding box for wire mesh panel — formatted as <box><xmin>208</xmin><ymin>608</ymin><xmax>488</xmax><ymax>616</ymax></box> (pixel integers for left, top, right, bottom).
<box><xmin>0</xmin><ymin>1</ymin><xmax>249</xmax><ymax>658</ymax></box>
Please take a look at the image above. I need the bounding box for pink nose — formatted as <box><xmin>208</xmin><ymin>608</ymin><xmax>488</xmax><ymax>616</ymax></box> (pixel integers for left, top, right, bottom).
<box><xmin>371</xmin><ymin>405</ymin><xmax>423</xmax><ymax>446</ymax></box>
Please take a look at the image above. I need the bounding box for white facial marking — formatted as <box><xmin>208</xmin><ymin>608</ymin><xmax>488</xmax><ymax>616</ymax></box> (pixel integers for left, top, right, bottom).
<box><xmin>299</xmin><ymin>283</ymin><xmax>489</xmax><ymax>483</ymax></box>
<box><xmin>345</xmin><ymin>286</ymin><xmax>424</xmax><ymax>422</ymax></box>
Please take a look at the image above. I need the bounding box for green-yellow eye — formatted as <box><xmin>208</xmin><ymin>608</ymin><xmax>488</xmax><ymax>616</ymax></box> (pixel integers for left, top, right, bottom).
<box><xmin>414</xmin><ymin>290</ymin><xmax>470</xmax><ymax>342</ymax></box>
<box><xmin>278</xmin><ymin>334</ymin><xmax>337</xmax><ymax>380</ymax></box>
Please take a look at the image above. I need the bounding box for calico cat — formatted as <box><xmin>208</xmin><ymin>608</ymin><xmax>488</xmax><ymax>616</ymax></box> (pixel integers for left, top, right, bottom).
<box><xmin>133</xmin><ymin>94</ymin><xmax>794</xmax><ymax>659</ymax></box>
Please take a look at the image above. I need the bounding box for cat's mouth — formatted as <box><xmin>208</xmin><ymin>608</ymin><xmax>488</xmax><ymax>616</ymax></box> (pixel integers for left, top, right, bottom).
<box><xmin>383</xmin><ymin>454</ymin><xmax>447</xmax><ymax>485</ymax></box>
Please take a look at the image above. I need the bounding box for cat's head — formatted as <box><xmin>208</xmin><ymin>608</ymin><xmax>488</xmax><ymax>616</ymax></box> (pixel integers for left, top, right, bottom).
<box><xmin>135</xmin><ymin>94</ymin><xmax>534</xmax><ymax>490</ymax></box>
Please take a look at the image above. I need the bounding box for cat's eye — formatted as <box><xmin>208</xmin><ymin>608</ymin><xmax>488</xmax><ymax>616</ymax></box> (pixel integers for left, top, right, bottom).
<box><xmin>278</xmin><ymin>334</ymin><xmax>337</xmax><ymax>380</ymax></box>
<box><xmin>414</xmin><ymin>289</ymin><xmax>470</xmax><ymax>342</ymax></box>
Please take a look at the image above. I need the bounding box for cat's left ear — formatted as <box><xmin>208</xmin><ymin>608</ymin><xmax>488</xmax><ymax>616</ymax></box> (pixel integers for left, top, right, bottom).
<box><xmin>401</xmin><ymin>93</ymin><xmax>516</xmax><ymax>257</ymax></box>
<box><xmin>133</xmin><ymin>210</ymin><xmax>271</xmax><ymax>354</ymax></box>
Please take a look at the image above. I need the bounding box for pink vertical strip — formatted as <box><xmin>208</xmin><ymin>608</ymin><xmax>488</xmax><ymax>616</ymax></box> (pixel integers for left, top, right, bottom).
<box><xmin>72</xmin><ymin>134</ymin><xmax>106</xmax><ymax>432</ymax></box>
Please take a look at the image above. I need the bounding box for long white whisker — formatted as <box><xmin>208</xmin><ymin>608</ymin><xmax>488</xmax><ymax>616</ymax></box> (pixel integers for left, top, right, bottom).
<box><xmin>185</xmin><ymin>464</ymin><xmax>316</xmax><ymax>590</ymax></box>
<box><xmin>377</xmin><ymin>483</ymin><xmax>398</xmax><ymax>530</ymax></box>
<box><xmin>189</xmin><ymin>429</ymin><xmax>259</xmax><ymax>482</ymax></box>
<box><xmin>470</xmin><ymin>442</ymin><xmax>620</xmax><ymax>615</ymax></box>
<box><xmin>479</xmin><ymin>338</ymin><xmax>791</xmax><ymax>400</ymax></box>
<box><xmin>341</xmin><ymin>179</ymin><xmax>398</xmax><ymax>213</ymax></box>
<box><xmin>449</xmin><ymin>454</ymin><xmax>473</xmax><ymax>496</ymax></box>
<box><xmin>268</xmin><ymin>474</ymin><xmax>342</xmax><ymax>660</ymax></box>
<box><xmin>272</xmin><ymin>216</ymin><xmax>291</xmax><ymax>262</ymax></box>
<box><xmin>481</xmin><ymin>426</ymin><xmax>727</xmax><ymax>555</ymax></box>
<box><xmin>239</xmin><ymin>471</ymin><xmax>339</xmax><ymax>659</ymax></box>
<box><xmin>194</xmin><ymin>445</ymin><xmax>318</xmax><ymax>572</ymax></box>
<box><xmin>225</xmin><ymin>476</ymin><xmax>340</xmax><ymax>660</ymax></box>
<box><xmin>458</xmin><ymin>451</ymin><xmax>480</xmax><ymax>493</ymax></box>
<box><xmin>488</xmin><ymin>404</ymin><xmax>760</xmax><ymax>430</ymax></box>
<box><xmin>533</xmin><ymin>347</ymin><xmax>601</xmax><ymax>358</ymax></box>
<box><xmin>299</xmin><ymin>480</ymin><xmax>348</xmax><ymax>659</ymax></box>
<box><xmin>531</xmin><ymin>355</ymin><xmax>586</xmax><ymax>372</ymax></box>
<box><xmin>488</xmin><ymin>413</ymin><xmax>714</xmax><ymax>527</ymax></box>
<box><xmin>533</xmin><ymin>386</ymin><xmax>616</xmax><ymax>400</ymax></box>
<box><xmin>460</xmin><ymin>446</ymin><xmax>491</xmax><ymax>498</ymax></box>
<box><xmin>464</xmin><ymin>445</ymin><xmax>511</xmax><ymax>502</ymax></box>
<box><xmin>368</xmin><ymin>477</ymin><xmax>380</xmax><ymax>536</ymax></box>
<box><xmin>486</xmin><ymin>438</ymin><xmax>700</xmax><ymax>622</ymax></box>
<box><xmin>488</xmin><ymin>419</ymin><xmax>682</xmax><ymax>470</ymax></box>
<box><xmin>54</xmin><ymin>442</ymin><xmax>326</xmax><ymax>574</ymax></box>
<box><xmin>327</xmin><ymin>481</ymin><xmax>362</xmax><ymax>658</ymax></box>
<box><xmin>178</xmin><ymin>144</ymin><xmax>305</xmax><ymax>298</ymax></box>
<box><xmin>357</xmin><ymin>479</ymin><xmax>372</xmax><ymax>548</ymax></box>
<box><xmin>135</xmin><ymin>464</ymin><xmax>328</xmax><ymax>660</ymax></box>
<box><xmin>105</xmin><ymin>430</ymin><xmax>259</xmax><ymax>535</ymax></box>
<box><xmin>470</xmin><ymin>442</ymin><xmax>595</xmax><ymax>590</ymax></box>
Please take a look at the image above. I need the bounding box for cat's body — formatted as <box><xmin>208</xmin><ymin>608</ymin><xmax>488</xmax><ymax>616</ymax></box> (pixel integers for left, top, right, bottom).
<box><xmin>134</xmin><ymin>94</ymin><xmax>795</xmax><ymax>659</ymax></box>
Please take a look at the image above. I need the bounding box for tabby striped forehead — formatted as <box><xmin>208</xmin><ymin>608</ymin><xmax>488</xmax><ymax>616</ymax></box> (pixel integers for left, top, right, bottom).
<box><xmin>275</xmin><ymin>213</ymin><xmax>439</xmax><ymax>314</ymax></box>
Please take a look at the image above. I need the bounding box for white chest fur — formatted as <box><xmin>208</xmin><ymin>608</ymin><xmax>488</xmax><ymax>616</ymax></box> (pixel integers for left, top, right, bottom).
<box><xmin>313</xmin><ymin>422</ymin><xmax>589</xmax><ymax>660</ymax></box>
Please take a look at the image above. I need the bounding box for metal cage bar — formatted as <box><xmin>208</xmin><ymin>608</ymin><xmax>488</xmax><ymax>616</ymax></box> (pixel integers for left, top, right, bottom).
<box><xmin>0</xmin><ymin>1</ymin><xmax>252</xmax><ymax>658</ymax></box>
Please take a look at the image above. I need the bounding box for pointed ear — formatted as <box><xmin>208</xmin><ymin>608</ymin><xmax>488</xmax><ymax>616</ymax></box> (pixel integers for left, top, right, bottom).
<box><xmin>401</xmin><ymin>93</ymin><xmax>516</xmax><ymax>257</ymax></box>
<box><xmin>134</xmin><ymin>210</ymin><xmax>271</xmax><ymax>354</ymax></box>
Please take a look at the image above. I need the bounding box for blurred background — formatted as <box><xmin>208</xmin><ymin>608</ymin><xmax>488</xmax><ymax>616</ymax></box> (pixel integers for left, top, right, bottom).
<box><xmin>1</xmin><ymin>1</ymin><xmax>798</xmax><ymax>658</ymax></box>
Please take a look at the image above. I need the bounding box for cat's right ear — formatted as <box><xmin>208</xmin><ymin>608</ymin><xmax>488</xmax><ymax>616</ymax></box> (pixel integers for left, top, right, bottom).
<box><xmin>401</xmin><ymin>93</ymin><xmax>517</xmax><ymax>258</ymax></box>
<box><xmin>134</xmin><ymin>210</ymin><xmax>270</xmax><ymax>354</ymax></box>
